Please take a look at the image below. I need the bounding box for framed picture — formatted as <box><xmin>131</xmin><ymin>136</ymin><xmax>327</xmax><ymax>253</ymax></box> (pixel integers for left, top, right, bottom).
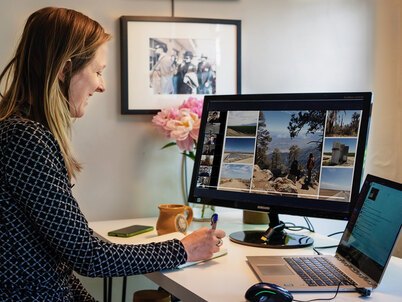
<box><xmin>120</xmin><ymin>16</ymin><xmax>241</xmax><ymax>114</ymax></box>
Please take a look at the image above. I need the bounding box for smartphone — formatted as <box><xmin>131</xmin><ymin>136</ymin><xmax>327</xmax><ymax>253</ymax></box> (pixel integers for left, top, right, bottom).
<box><xmin>107</xmin><ymin>225</ymin><xmax>154</xmax><ymax>237</ymax></box>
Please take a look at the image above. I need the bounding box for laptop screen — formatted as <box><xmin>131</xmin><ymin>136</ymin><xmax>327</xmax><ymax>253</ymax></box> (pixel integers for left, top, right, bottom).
<box><xmin>337</xmin><ymin>174</ymin><xmax>402</xmax><ymax>284</ymax></box>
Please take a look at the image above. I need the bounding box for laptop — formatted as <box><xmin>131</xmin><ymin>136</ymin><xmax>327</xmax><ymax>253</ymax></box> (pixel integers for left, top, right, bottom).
<box><xmin>247</xmin><ymin>174</ymin><xmax>402</xmax><ymax>292</ymax></box>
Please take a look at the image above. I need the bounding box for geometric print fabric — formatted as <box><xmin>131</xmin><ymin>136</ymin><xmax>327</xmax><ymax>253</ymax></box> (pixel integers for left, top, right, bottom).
<box><xmin>0</xmin><ymin>116</ymin><xmax>187</xmax><ymax>301</ymax></box>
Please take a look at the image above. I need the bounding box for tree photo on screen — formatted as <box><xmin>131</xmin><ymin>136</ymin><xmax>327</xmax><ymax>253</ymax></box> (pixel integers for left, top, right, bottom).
<box><xmin>252</xmin><ymin>110</ymin><xmax>325</xmax><ymax>198</ymax></box>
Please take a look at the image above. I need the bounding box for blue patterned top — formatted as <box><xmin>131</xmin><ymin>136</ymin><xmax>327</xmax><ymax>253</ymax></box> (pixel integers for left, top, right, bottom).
<box><xmin>0</xmin><ymin>116</ymin><xmax>187</xmax><ymax>301</ymax></box>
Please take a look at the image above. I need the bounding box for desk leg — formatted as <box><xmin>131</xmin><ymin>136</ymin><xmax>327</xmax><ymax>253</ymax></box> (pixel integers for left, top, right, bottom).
<box><xmin>122</xmin><ymin>276</ymin><xmax>127</xmax><ymax>302</ymax></box>
<box><xmin>108</xmin><ymin>277</ymin><xmax>113</xmax><ymax>302</ymax></box>
<box><xmin>103</xmin><ymin>277</ymin><xmax>115</xmax><ymax>302</ymax></box>
<box><xmin>103</xmin><ymin>277</ymin><xmax>108</xmax><ymax>302</ymax></box>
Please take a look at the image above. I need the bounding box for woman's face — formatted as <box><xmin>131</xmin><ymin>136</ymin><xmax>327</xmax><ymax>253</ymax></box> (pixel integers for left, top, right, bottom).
<box><xmin>69</xmin><ymin>43</ymin><xmax>107</xmax><ymax>117</ymax></box>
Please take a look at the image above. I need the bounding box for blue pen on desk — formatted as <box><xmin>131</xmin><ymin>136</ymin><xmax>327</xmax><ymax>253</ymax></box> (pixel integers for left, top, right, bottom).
<box><xmin>210</xmin><ymin>213</ymin><xmax>218</xmax><ymax>230</ymax></box>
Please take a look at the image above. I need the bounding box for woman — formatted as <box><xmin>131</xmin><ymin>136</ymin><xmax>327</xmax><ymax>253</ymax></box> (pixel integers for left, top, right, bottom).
<box><xmin>0</xmin><ymin>7</ymin><xmax>225</xmax><ymax>301</ymax></box>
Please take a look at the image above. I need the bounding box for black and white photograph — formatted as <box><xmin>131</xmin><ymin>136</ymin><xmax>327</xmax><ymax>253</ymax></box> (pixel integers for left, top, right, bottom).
<box><xmin>198</xmin><ymin>165</ymin><xmax>212</xmax><ymax>178</ymax></box>
<box><xmin>205</xmin><ymin>123</ymin><xmax>221</xmax><ymax>135</ymax></box>
<box><xmin>149</xmin><ymin>38</ymin><xmax>216</xmax><ymax>95</ymax></box>
<box><xmin>121</xmin><ymin>16</ymin><xmax>241</xmax><ymax>114</ymax></box>
<box><xmin>200</xmin><ymin>155</ymin><xmax>214</xmax><ymax>166</ymax></box>
<box><xmin>202</xmin><ymin>144</ymin><xmax>216</xmax><ymax>155</ymax></box>
<box><xmin>207</xmin><ymin>111</ymin><xmax>221</xmax><ymax>123</ymax></box>
<box><xmin>204</xmin><ymin>131</ymin><xmax>217</xmax><ymax>145</ymax></box>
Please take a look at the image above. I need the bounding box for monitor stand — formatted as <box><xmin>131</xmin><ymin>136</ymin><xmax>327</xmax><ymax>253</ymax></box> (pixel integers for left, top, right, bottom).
<box><xmin>229</xmin><ymin>211</ymin><xmax>314</xmax><ymax>248</ymax></box>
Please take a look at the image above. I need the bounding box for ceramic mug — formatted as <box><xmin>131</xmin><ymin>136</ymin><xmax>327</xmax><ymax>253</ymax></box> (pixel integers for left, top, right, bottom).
<box><xmin>156</xmin><ymin>204</ymin><xmax>193</xmax><ymax>235</ymax></box>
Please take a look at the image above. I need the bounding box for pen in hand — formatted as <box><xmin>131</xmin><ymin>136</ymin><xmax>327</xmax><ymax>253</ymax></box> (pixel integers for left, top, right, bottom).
<box><xmin>210</xmin><ymin>213</ymin><xmax>223</xmax><ymax>247</ymax></box>
<box><xmin>210</xmin><ymin>213</ymin><xmax>218</xmax><ymax>230</ymax></box>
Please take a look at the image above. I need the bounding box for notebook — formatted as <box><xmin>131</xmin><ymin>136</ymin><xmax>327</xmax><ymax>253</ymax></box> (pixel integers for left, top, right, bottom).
<box><xmin>178</xmin><ymin>248</ymin><xmax>228</xmax><ymax>269</ymax></box>
<box><xmin>247</xmin><ymin>174</ymin><xmax>402</xmax><ymax>292</ymax></box>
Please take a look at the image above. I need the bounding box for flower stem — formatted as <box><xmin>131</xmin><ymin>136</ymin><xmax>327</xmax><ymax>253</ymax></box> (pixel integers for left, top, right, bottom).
<box><xmin>181</xmin><ymin>154</ymin><xmax>189</xmax><ymax>205</ymax></box>
<box><xmin>201</xmin><ymin>204</ymin><xmax>206</xmax><ymax>218</ymax></box>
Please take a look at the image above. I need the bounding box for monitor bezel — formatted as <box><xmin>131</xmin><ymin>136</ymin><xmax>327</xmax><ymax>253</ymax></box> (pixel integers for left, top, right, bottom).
<box><xmin>188</xmin><ymin>92</ymin><xmax>372</xmax><ymax>221</ymax></box>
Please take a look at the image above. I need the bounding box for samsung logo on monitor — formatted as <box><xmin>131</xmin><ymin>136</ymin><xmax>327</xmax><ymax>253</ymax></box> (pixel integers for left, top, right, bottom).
<box><xmin>257</xmin><ymin>206</ymin><xmax>271</xmax><ymax>211</ymax></box>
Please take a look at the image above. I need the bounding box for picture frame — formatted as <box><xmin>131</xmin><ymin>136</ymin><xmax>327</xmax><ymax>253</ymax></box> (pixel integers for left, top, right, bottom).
<box><xmin>120</xmin><ymin>16</ymin><xmax>241</xmax><ymax>114</ymax></box>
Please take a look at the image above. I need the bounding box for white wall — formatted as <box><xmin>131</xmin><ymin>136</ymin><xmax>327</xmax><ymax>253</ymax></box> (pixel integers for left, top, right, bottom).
<box><xmin>1</xmin><ymin>0</ymin><xmax>401</xmax><ymax>300</ymax></box>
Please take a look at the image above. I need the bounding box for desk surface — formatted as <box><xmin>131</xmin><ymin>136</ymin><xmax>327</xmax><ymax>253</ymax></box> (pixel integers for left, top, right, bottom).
<box><xmin>89</xmin><ymin>210</ymin><xmax>402</xmax><ymax>302</ymax></box>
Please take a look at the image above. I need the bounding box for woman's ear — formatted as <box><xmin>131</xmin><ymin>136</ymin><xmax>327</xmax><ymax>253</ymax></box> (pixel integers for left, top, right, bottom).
<box><xmin>58</xmin><ymin>59</ymin><xmax>72</xmax><ymax>82</ymax></box>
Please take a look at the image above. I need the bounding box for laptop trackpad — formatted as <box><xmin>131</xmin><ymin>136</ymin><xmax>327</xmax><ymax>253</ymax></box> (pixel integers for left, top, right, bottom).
<box><xmin>257</xmin><ymin>265</ymin><xmax>295</xmax><ymax>276</ymax></box>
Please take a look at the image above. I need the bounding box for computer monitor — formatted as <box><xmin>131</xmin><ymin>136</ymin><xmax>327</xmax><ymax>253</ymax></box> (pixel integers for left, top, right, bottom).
<box><xmin>188</xmin><ymin>92</ymin><xmax>372</xmax><ymax>248</ymax></box>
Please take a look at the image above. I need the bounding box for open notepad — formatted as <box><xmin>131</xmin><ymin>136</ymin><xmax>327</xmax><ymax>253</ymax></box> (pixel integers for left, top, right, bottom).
<box><xmin>177</xmin><ymin>248</ymin><xmax>228</xmax><ymax>269</ymax></box>
<box><xmin>139</xmin><ymin>231</ymin><xmax>228</xmax><ymax>269</ymax></box>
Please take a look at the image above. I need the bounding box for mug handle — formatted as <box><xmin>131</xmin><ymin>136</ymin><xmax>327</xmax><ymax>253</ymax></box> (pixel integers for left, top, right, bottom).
<box><xmin>184</xmin><ymin>206</ymin><xmax>193</xmax><ymax>225</ymax></box>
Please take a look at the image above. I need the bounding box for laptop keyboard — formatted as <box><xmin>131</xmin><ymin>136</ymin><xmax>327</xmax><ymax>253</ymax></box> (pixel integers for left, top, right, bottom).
<box><xmin>284</xmin><ymin>257</ymin><xmax>357</xmax><ymax>287</ymax></box>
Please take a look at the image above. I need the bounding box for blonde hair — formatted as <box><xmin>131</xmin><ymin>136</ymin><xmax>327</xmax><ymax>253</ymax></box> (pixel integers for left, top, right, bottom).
<box><xmin>0</xmin><ymin>7</ymin><xmax>111</xmax><ymax>180</ymax></box>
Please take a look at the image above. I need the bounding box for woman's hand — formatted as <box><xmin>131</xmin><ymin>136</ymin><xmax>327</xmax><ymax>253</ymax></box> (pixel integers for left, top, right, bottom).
<box><xmin>180</xmin><ymin>227</ymin><xmax>226</xmax><ymax>262</ymax></box>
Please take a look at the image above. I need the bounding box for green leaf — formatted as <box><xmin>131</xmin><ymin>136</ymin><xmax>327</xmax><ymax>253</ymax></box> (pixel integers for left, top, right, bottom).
<box><xmin>161</xmin><ymin>142</ymin><xmax>177</xmax><ymax>150</ymax></box>
<box><xmin>182</xmin><ymin>150</ymin><xmax>196</xmax><ymax>161</ymax></box>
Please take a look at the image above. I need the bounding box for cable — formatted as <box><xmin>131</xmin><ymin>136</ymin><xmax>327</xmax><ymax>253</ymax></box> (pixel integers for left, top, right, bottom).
<box><xmin>293</xmin><ymin>282</ymin><xmax>341</xmax><ymax>302</ymax></box>
<box><xmin>261</xmin><ymin>223</ymin><xmax>286</xmax><ymax>241</ymax></box>
<box><xmin>292</xmin><ymin>282</ymin><xmax>371</xmax><ymax>302</ymax></box>
<box><xmin>282</xmin><ymin>217</ymin><xmax>315</xmax><ymax>233</ymax></box>
<box><xmin>304</xmin><ymin>217</ymin><xmax>315</xmax><ymax>232</ymax></box>
<box><xmin>327</xmin><ymin>231</ymin><xmax>343</xmax><ymax>237</ymax></box>
<box><xmin>261</xmin><ymin>217</ymin><xmax>315</xmax><ymax>244</ymax></box>
<box><xmin>311</xmin><ymin>229</ymin><xmax>343</xmax><ymax>254</ymax></box>
<box><xmin>285</xmin><ymin>224</ymin><xmax>314</xmax><ymax>232</ymax></box>
<box><xmin>312</xmin><ymin>245</ymin><xmax>339</xmax><ymax>255</ymax></box>
<box><xmin>171</xmin><ymin>0</ymin><xmax>175</xmax><ymax>17</ymax></box>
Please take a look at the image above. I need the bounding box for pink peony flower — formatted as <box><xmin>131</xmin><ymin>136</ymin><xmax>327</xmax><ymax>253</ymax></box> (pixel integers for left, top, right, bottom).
<box><xmin>152</xmin><ymin>97</ymin><xmax>203</xmax><ymax>152</ymax></box>
<box><xmin>179</xmin><ymin>96</ymin><xmax>203</xmax><ymax>118</ymax></box>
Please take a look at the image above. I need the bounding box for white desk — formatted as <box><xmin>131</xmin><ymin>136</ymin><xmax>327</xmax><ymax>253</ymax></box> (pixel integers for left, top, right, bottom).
<box><xmin>89</xmin><ymin>210</ymin><xmax>402</xmax><ymax>302</ymax></box>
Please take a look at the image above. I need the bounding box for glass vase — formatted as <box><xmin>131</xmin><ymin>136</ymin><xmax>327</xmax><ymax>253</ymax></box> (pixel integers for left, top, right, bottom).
<box><xmin>181</xmin><ymin>154</ymin><xmax>215</xmax><ymax>221</ymax></box>
<box><xmin>190</xmin><ymin>203</ymin><xmax>216</xmax><ymax>222</ymax></box>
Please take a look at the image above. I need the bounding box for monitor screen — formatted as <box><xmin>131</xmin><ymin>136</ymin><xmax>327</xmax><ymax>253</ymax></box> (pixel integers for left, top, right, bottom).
<box><xmin>188</xmin><ymin>92</ymin><xmax>372</xmax><ymax>248</ymax></box>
